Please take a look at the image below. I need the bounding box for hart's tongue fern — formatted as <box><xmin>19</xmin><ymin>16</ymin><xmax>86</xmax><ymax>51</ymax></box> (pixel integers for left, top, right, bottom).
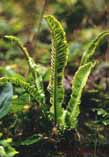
<box><xmin>45</xmin><ymin>15</ymin><xmax>96</xmax><ymax>129</ymax></box>
<box><xmin>0</xmin><ymin>15</ymin><xmax>108</xmax><ymax>130</ymax></box>
<box><xmin>65</xmin><ymin>62</ymin><xmax>96</xmax><ymax>128</ymax></box>
<box><xmin>4</xmin><ymin>35</ymin><xmax>46</xmax><ymax>108</ymax></box>
<box><xmin>45</xmin><ymin>15</ymin><xmax>68</xmax><ymax>127</ymax></box>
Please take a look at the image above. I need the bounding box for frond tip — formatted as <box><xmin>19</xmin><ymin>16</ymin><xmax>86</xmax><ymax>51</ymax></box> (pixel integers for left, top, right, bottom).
<box><xmin>80</xmin><ymin>31</ymin><xmax>109</xmax><ymax>65</ymax></box>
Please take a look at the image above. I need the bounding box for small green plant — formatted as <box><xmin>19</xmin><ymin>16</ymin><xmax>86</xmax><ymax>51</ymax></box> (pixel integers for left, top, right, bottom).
<box><xmin>0</xmin><ymin>15</ymin><xmax>109</xmax><ymax>133</ymax></box>
<box><xmin>0</xmin><ymin>133</ymin><xmax>18</xmax><ymax>157</ymax></box>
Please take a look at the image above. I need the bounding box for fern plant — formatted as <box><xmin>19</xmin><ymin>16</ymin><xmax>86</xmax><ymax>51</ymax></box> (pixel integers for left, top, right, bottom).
<box><xmin>0</xmin><ymin>15</ymin><xmax>108</xmax><ymax>131</ymax></box>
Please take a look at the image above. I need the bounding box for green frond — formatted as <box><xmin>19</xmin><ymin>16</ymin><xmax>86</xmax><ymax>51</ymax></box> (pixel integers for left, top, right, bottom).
<box><xmin>27</xmin><ymin>57</ymin><xmax>45</xmax><ymax>105</ymax></box>
<box><xmin>45</xmin><ymin>15</ymin><xmax>68</xmax><ymax>126</ymax></box>
<box><xmin>4</xmin><ymin>35</ymin><xmax>45</xmax><ymax>106</ymax></box>
<box><xmin>81</xmin><ymin>31</ymin><xmax>109</xmax><ymax>65</ymax></box>
<box><xmin>0</xmin><ymin>77</ymin><xmax>39</xmax><ymax>102</ymax></box>
<box><xmin>65</xmin><ymin>62</ymin><xmax>95</xmax><ymax>128</ymax></box>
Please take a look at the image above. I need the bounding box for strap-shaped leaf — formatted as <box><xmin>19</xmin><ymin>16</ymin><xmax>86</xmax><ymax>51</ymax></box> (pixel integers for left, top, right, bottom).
<box><xmin>0</xmin><ymin>83</ymin><xmax>13</xmax><ymax>119</ymax></box>
<box><xmin>45</xmin><ymin>15</ymin><xmax>68</xmax><ymax>126</ymax></box>
<box><xmin>4</xmin><ymin>35</ymin><xmax>45</xmax><ymax>106</ymax></box>
<box><xmin>81</xmin><ymin>31</ymin><xmax>109</xmax><ymax>65</ymax></box>
<box><xmin>65</xmin><ymin>62</ymin><xmax>95</xmax><ymax>128</ymax></box>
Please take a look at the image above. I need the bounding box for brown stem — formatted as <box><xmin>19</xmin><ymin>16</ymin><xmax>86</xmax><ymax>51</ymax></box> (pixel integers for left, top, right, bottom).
<box><xmin>31</xmin><ymin>0</ymin><xmax>48</xmax><ymax>44</ymax></box>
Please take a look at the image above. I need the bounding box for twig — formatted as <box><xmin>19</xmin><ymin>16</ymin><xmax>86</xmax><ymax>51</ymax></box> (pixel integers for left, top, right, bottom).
<box><xmin>30</xmin><ymin>0</ymin><xmax>48</xmax><ymax>46</ymax></box>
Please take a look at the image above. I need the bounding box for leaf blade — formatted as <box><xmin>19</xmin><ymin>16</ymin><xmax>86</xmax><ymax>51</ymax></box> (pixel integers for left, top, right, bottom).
<box><xmin>66</xmin><ymin>62</ymin><xmax>95</xmax><ymax>128</ymax></box>
<box><xmin>45</xmin><ymin>15</ymin><xmax>68</xmax><ymax>127</ymax></box>
<box><xmin>0</xmin><ymin>83</ymin><xmax>13</xmax><ymax>119</ymax></box>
